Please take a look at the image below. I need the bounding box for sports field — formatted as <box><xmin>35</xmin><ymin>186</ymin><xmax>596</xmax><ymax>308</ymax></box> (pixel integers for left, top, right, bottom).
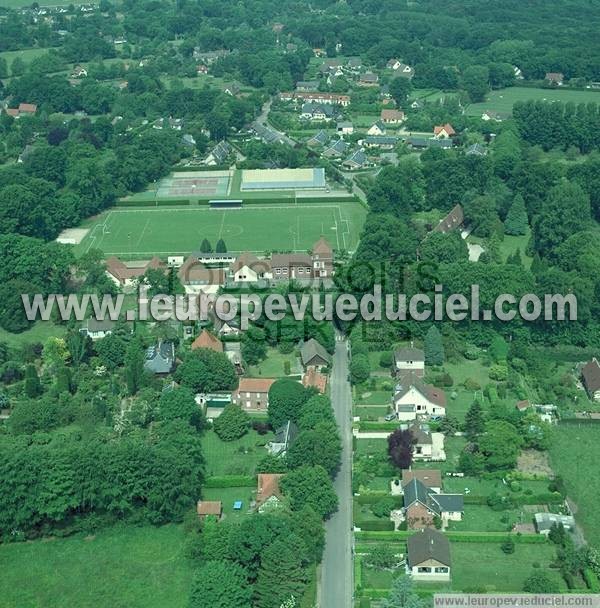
<box><xmin>76</xmin><ymin>201</ymin><xmax>366</xmax><ymax>256</ymax></box>
<box><xmin>466</xmin><ymin>86</ymin><xmax>600</xmax><ymax>116</ymax></box>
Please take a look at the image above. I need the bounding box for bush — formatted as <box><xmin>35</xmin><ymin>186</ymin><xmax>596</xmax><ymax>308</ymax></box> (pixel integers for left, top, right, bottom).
<box><xmin>204</xmin><ymin>475</ymin><xmax>256</xmax><ymax>488</ymax></box>
<box><xmin>213</xmin><ymin>404</ymin><xmax>250</xmax><ymax>441</ymax></box>
<box><xmin>379</xmin><ymin>352</ymin><xmax>393</xmax><ymax>368</ymax></box>
<box><xmin>464</xmin><ymin>378</ymin><xmax>481</xmax><ymax>391</ymax></box>
<box><xmin>489</xmin><ymin>364</ymin><xmax>509</xmax><ymax>381</ymax></box>
<box><xmin>357</xmin><ymin>520</ymin><xmax>395</xmax><ymax>531</ymax></box>
<box><xmin>371</xmin><ymin>496</ymin><xmax>397</xmax><ymax>518</ymax></box>
<box><xmin>501</xmin><ymin>538</ymin><xmax>515</xmax><ymax>554</ymax></box>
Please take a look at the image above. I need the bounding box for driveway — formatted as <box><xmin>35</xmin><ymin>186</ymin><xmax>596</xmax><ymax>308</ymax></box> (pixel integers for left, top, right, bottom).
<box><xmin>320</xmin><ymin>332</ymin><xmax>353</xmax><ymax>607</ymax></box>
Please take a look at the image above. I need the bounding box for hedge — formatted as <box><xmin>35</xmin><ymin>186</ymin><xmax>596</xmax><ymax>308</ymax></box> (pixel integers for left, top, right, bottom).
<box><xmin>355</xmin><ymin>531</ymin><xmax>547</xmax><ymax>543</ymax></box>
<box><xmin>203</xmin><ymin>475</ymin><xmax>256</xmax><ymax>488</ymax></box>
<box><xmin>464</xmin><ymin>492</ymin><xmax>563</xmax><ymax>506</ymax></box>
<box><xmin>358</xmin><ymin>422</ymin><xmax>397</xmax><ymax>432</ymax></box>
<box><xmin>583</xmin><ymin>568</ymin><xmax>600</xmax><ymax>591</ymax></box>
<box><xmin>356</xmin><ymin>492</ymin><xmax>391</xmax><ymax>505</ymax></box>
<box><xmin>115</xmin><ymin>198</ymin><xmax>191</xmax><ymax>207</ymax></box>
<box><xmin>157</xmin><ymin>198</ymin><xmax>191</xmax><ymax>206</ymax></box>
<box><xmin>354</xmin><ymin>556</ymin><xmax>363</xmax><ymax>592</ymax></box>
<box><xmin>356</xmin><ymin>520</ymin><xmax>395</xmax><ymax>531</ymax></box>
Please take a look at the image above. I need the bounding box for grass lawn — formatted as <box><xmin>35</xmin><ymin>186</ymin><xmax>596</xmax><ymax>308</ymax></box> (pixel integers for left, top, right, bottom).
<box><xmin>355</xmin><ymin>437</ymin><xmax>388</xmax><ymax>456</ymax></box>
<box><xmin>446</xmin><ymin>504</ymin><xmax>523</xmax><ymax>532</ymax></box>
<box><xmin>550</xmin><ymin>422</ymin><xmax>600</xmax><ymax>546</ymax></box>
<box><xmin>247</xmin><ymin>347</ymin><xmax>299</xmax><ymax>378</ymax></box>
<box><xmin>442</xmin><ymin>475</ymin><xmax>549</xmax><ymax>496</ymax></box>
<box><xmin>202</xmin><ymin>486</ymin><xmax>255</xmax><ymax>520</ymax></box>
<box><xmin>354</xmin><ymin>406</ymin><xmax>391</xmax><ymax>421</ymax></box>
<box><xmin>362</xmin><ymin>565</ymin><xmax>396</xmax><ymax>589</ymax></box>
<box><xmin>0</xmin><ymin>524</ymin><xmax>192</xmax><ymax>608</ymax></box>
<box><xmin>498</xmin><ymin>230</ymin><xmax>533</xmax><ymax>268</ymax></box>
<box><xmin>0</xmin><ymin>321</ymin><xmax>66</xmax><ymax>347</ymax></box>
<box><xmin>354</xmin><ymin>390</ymin><xmax>391</xmax><ymax>406</ymax></box>
<box><xmin>465</xmin><ymin>86</ymin><xmax>600</xmax><ymax>117</ymax></box>
<box><xmin>450</xmin><ymin>542</ymin><xmax>564</xmax><ymax>592</ymax></box>
<box><xmin>0</xmin><ymin>48</ymin><xmax>50</xmax><ymax>72</ymax></box>
<box><xmin>201</xmin><ymin>429</ymin><xmax>272</xmax><ymax>477</ymax></box>
<box><xmin>75</xmin><ymin>201</ymin><xmax>366</xmax><ymax>257</ymax></box>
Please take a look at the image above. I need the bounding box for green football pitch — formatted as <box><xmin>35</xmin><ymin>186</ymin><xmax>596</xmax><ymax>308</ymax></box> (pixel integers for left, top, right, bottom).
<box><xmin>76</xmin><ymin>203</ymin><xmax>367</xmax><ymax>256</ymax></box>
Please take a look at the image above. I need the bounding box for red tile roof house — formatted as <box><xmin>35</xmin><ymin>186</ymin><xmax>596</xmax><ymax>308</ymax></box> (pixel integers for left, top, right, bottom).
<box><xmin>231</xmin><ymin>378</ymin><xmax>276</xmax><ymax>412</ymax></box>
<box><xmin>582</xmin><ymin>358</ymin><xmax>600</xmax><ymax>401</ymax></box>
<box><xmin>515</xmin><ymin>399</ymin><xmax>530</xmax><ymax>412</ymax></box>
<box><xmin>4</xmin><ymin>103</ymin><xmax>37</xmax><ymax>118</ymax></box>
<box><xmin>302</xmin><ymin>367</ymin><xmax>327</xmax><ymax>393</ymax></box>
<box><xmin>312</xmin><ymin>237</ymin><xmax>334</xmax><ymax>278</ymax></box>
<box><xmin>256</xmin><ymin>473</ymin><xmax>284</xmax><ymax>513</ymax></box>
<box><xmin>196</xmin><ymin>500</ymin><xmax>222</xmax><ymax>520</ymax></box>
<box><xmin>105</xmin><ymin>256</ymin><xmax>166</xmax><ymax>289</ymax></box>
<box><xmin>191</xmin><ymin>329</ymin><xmax>223</xmax><ymax>352</ymax></box>
<box><xmin>433</xmin><ymin>124</ymin><xmax>455</xmax><ymax>139</ymax></box>
<box><xmin>380</xmin><ymin>109</ymin><xmax>405</xmax><ymax>124</ymax></box>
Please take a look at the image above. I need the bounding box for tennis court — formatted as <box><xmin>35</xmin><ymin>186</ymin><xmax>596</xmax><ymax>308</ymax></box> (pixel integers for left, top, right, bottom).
<box><xmin>76</xmin><ymin>202</ymin><xmax>366</xmax><ymax>256</ymax></box>
<box><xmin>155</xmin><ymin>170</ymin><xmax>231</xmax><ymax>198</ymax></box>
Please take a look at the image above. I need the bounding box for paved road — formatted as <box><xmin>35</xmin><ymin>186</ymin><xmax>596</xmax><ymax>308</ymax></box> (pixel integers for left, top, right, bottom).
<box><xmin>321</xmin><ymin>333</ymin><xmax>353</xmax><ymax>608</ymax></box>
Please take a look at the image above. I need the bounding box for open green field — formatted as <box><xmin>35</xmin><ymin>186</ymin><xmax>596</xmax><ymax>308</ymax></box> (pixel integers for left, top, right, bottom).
<box><xmin>451</xmin><ymin>542</ymin><xmax>564</xmax><ymax>592</ymax></box>
<box><xmin>75</xmin><ymin>201</ymin><xmax>366</xmax><ymax>256</ymax></box>
<box><xmin>550</xmin><ymin>422</ymin><xmax>600</xmax><ymax>547</ymax></box>
<box><xmin>466</xmin><ymin>86</ymin><xmax>600</xmax><ymax>117</ymax></box>
<box><xmin>0</xmin><ymin>48</ymin><xmax>50</xmax><ymax>73</ymax></box>
<box><xmin>201</xmin><ymin>429</ymin><xmax>272</xmax><ymax>477</ymax></box>
<box><xmin>0</xmin><ymin>525</ymin><xmax>192</xmax><ymax>608</ymax></box>
<box><xmin>247</xmin><ymin>347</ymin><xmax>300</xmax><ymax>378</ymax></box>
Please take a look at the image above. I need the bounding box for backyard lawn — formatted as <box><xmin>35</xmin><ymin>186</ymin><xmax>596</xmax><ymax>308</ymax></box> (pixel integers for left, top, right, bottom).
<box><xmin>201</xmin><ymin>429</ymin><xmax>272</xmax><ymax>477</ymax></box>
<box><xmin>550</xmin><ymin>422</ymin><xmax>600</xmax><ymax>547</ymax></box>
<box><xmin>0</xmin><ymin>525</ymin><xmax>192</xmax><ymax>608</ymax></box>
<box><xmin>247</xmin><ymin>347</ymin><xmax>300</xmax><ymax>378</ymax></box>
<box><xmin>450</xmin><ymin>542</ymin><xmax>564</xmax><ymax>592</ymax></box>
<box><xmin>0</xmin><ymin>321</ymin><xmax>66</xmax><ymax>347</ymax></box>
<box><xmin>202</xmin><ymin>486</ymin><xmax>256</xmax><ymax>520</ymax></box>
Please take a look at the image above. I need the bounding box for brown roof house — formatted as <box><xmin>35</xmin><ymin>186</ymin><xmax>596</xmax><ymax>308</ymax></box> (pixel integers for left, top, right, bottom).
<box><xmin>300</xmin><ymin>338</ymin><xmax>331</xmax><ymax>370</ymax></box>
<box><xmin>381</xmin><ymin>109</ymin><xmax>405</xmax><ymax>124</ymax></box>
<box><xmin>191</xmin><ymin>329</ymin><xmax>223</xmax><ymax>352</ymax></box>
<box><xmin>271</xmin><ymin>253</ymin><xmax>313</xmax><ymax>282</ymax></box>
<box><xmin>303</xmin><ymin>367</ymin><xmax>328</xmax><ymax>393</ymax></box>
<box><xmin>105</xmin><ymin>256</ymin><xmax>166</xmax><ymax>289</ymax></box>
<box><xmin>582</xmin><ymin>358</ymin><xmax>600</xmax><ymax>401</ymax></box>
<box><xmin>402</xmin><ymin>477</ymin><xmax>463</xmax><ymax>530</ymax></box>
<box><xmin>177</xmin><ymin>256</ymin><xmax>225</xmax><ymax>294</ymax></box>
<box><xmin>433</xmin><ymin>124</ymin><xmax>455</xmax><ymax>139</ymax></box>
<box><xmin>402</xmin><ymin>469</ymin><xmax>442</xmax><ymax>493</ymax></box>
<box><xmin>393</xmin><ymin>373</ymin><xmax>446</xmax><ymax>421</ymax></box>
<box><xmin>407</xmin><ymin>528</ymin><xmax>451</xmax><ymax>582</ymax></box>
<box><xmin>312</xmin><ymin>237</ymin><xmax>334</xmax><ymax>278</ymax></box>
<box><xmin>196</xmin><ymin>500</ymin><xmax>222</xmax><ymax>520</ymax></box>
<box><xmin>393</xmin><ymin>346</ymin><xmax>425</xmax><ymax>378</ymax></box>
<box><xmin>515</xmin><ymin>399</ymin><xmax>530</xmax><ymax>412</ymax></box>
<box><xmin>256</xmin><ymin>473</ymin><xmax>284</xmax><ymax>513</ymax></box>
<box><xmin>545</xmin><ymin>72</ymin><xmax>564</xmax><ymax>85</ymax></box>
<box><xmin>433</xmin><ymin>204</ymin><xmax>464</xmax><ymax>234</ymax></box>
<box><xmin>231</xmin><ymin>378</ymin><xmax>276</xmax><ymax>412</ymax></box>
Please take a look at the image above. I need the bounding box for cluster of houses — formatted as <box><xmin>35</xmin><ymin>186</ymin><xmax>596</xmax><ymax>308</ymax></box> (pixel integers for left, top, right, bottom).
<box><xmin>2</xmin><ymin>103</ymin><xmax>37</xmax><ymax>119</ymax></box>
<box><xmin>104</xmin><ymin>237</ymin><xmax>335</xmax><ymax>294</ymax></box>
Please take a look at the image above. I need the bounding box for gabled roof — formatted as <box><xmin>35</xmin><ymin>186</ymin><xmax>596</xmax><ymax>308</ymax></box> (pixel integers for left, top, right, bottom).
<box><xmin>433</xmin><ymin>204</ymin><xmax>464</xmax><ymax>233</ymax></box>
<box><xmin>312</xmin><ymin>236</ymin><xmax>332</xmax><ymax>255</ymax></box>
<box><xmin>582</xmin><ymin>358</ymin><xmax>600</xmax><ymax>393</ymax></box>
<box><xmin>323</xmin><ymin>138</ymin><xmax>348</xmax><ymax>156</ymax></box>
<box><xmin>191</xmin><ymin>329</ymin><xmax>223</xmax><ymax>352</ymax></box>
<box><xmin>307</xmin><ymin>130</ymin><xmax>329</xmax><ymax>147</ymax></box>
<box><xmin>302</xmin><ymin>367</ymin><xmax>327</xmax><ymax>393</ymax></box>
<box><xmin>394</xmin><ymin>372</ymin><xmax>446</xmax><ymax>407</ymax></box>
<box><xmin>394</xmin><ymin>347</ymin><xmax>425</xmax><ymax>362</ymax></box>
<box><xmin>235</xmin><ymin>377</ymin><xmax>276</xmax><ymax>394</ymax></box>
<box><xmin>300</xmin><ymin>338</ymin><xmax>331</xmax><ymax>366</ymax></box>
<box><xmin>402</xmin><ymin>469</ymin><xmax>442</xmax><ymax>488</ymax></box>
<box><xmin>18</xmin><ymin>103</ymin><xmax>37</xmax><ymax>114</ymax></box>
<box><xmin>256</xmin><ymin>473</ymin><xmax>284</xmax><ymax>507</ymax></box>
<box><xmin>84</xmin><ymin>317</ymin><xmax>115</xmax><ymax>333</ymax></box>
<box><xmin>365</xmin><ymin>136</ymin><xmax>398</xmax><ymax>146</ymax></box>
<box><xmin>409</xmin><ymin>423</ymin><xmax>433</xmax><ymax>445</ymax></box>
<box><xmin>381</xmin><ymin>109</ymin><xmax>405</xmax><ymax>121</ymax></box>
<box><xmin>178</xmin><ymin>256</ymin><xmax>225</xmax><ymax>286</ymax></box>
<box><xmin>196</xmin><ymin>500</ymin><xmax>222</xmax><ymax>516</ymax></box>
<box><xmin>271</xmin><ymin>252</ymin><xmax>312</xmax><ymax>267</ymax></box>
<box><xmin>230</xmin><ymin>252</ymin><xmax>268</xmax><ymax>274</ymax></box>
<box><xmin>407</xmin><ymin>528</ymin><xmax>451</xmax><ymax>567</ymax></box>
<box><xmin>434</xmin><ymin>123</ymin><xmax>455</xmax><ymax>136</ymax></box>
<box><xmin>273</xmin><ymin>420</ymin><xmax>300</xmax><ymax>446</ymax></box>
<box><xmin>343</xmin><ymin>148</ymin><xmax>367</xmax><ymax>167</ymax></box>
<box><xmin>144</xmin><ymin>341</ymin><xmax>175</xmax><ymax>374</ymax></box>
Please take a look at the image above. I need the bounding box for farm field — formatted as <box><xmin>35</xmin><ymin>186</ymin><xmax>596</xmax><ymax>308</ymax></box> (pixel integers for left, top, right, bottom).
<box><xmin>550</xmin><ymin>422</ymin><xmax>600</xmax><ymax>547</ymax></box>
<box><xmin>0</xmin><ymin>524</ymin><xmax>192</xmax><ymax>608</ymax></box>
<box><xmin>466</xmin><ymin>86</ymin><xmax>600</xmax><ymax>116</ymax></box>
<box><xmin>74</xmin><ymin>201</ymin><xmax>366</xmax><ymax>256</ymax></box>
<box><xmin>0</xmin><ymin>47</ymin><xmax>50</xmax><ymax>73</ymax></box>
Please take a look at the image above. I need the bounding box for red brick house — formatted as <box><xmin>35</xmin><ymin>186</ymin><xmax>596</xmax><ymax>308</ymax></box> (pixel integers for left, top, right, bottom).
<box><xmin>312</xmin><ymin>237</ymin><xmax>334</xmax><ymax>278</ymax></box>
<box><xmin>231</xmin><ymin>378</ymin><xmax>276</xmax><ymax>411</ymax></box>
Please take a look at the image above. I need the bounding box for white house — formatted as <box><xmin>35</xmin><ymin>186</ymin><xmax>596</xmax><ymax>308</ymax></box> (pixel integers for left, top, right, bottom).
<box><xmin>407</xmin><ymin>529</ymin><xmax>451</xmax><ymax>582</ymax></box>
<box><xmin>393</xmin><ymin>374</ymin><xmax>446</xmax><ymax>420</ymax></box>
<box><xmin>80</xmin><ymin>318</ymin><xmax>115</xmax><ymax>341</ymax></box>
<box><xmin>229</xmin><ymin>253</ymin><xmax>271</xmax><ymax>283</ymax></box>
<box><xmin>367</xmin><ymin>121</ymin><xmax>386</xmax><ymax>136</ymax></box>
<box><xmin>393</xmin><ymin>346</ymin><xmax>425</xmax><ymax>377</ymax></box>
